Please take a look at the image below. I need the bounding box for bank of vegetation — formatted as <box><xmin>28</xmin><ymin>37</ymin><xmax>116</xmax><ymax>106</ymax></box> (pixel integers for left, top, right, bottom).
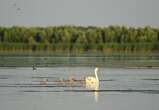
<box><xmin>0</xmin><ymin>26</ymin><xmax>158</xmax><ymax>54</ymax></box>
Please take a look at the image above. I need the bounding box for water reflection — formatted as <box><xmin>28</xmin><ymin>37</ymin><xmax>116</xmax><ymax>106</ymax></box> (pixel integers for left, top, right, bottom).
<box><xmin>85</xmin><ymin>82</ymin><xmax>99</xmax><ymax>102</ymax></box>
<box><xmin>0</xmin><ymin>54</ymin><xmax>159</xmax><ymax>67</ymax></box>
<box><xmin>94</xmin><ymin>86</ymin><xmax>99</xmax><ymax>102</ymax></box>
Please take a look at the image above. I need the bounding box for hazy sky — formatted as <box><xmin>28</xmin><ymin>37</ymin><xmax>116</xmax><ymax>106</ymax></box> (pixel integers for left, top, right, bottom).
<box><xmin>0</xmin><ymin>0</ymin><xmax>159</xmax><ymax>27</ymax></box>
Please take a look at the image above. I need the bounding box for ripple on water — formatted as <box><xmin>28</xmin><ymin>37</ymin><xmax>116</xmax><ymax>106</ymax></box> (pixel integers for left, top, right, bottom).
<box><xmin>21</xmin><ymin>89</ymin><xmax>159</xmax><ymax>94</ymax></box>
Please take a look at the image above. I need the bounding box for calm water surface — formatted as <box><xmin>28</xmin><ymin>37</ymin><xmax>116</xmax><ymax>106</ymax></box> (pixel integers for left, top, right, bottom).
<box><xmin>0</xmin><ymin>67</ymin><xmax>159</xmax><ymax>110</ymax></box>
<box><xmin>0</xmin><ymin>54</ymin><xmax>158</xmax><ymax>67</ymax></box>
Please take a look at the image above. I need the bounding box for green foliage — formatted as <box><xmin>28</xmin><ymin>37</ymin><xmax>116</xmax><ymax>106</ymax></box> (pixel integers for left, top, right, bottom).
<box><xmin>0</xmin><ymin>26</ymin><xmax>158</xmax><ymax>53</ymax></box>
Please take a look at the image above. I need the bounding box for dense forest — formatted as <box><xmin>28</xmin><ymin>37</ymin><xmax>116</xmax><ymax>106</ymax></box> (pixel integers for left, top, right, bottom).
<box><xmin>0</xmin><ymin>26</ymin><xmax>159</xmax><ymax>54</ymax></box>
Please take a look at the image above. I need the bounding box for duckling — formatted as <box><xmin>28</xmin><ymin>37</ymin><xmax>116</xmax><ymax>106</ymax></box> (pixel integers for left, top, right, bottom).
<box><xmin>40</xmin><ymin>78</ymin><xmax>48</xmax><ymax>85</ymax></box>
<box><xmin>56</xmin><ymin>77</ymin><xmax>65</xmax><ymax>86</ymax></box>
<box><xmin>68</xmin><ymin>76</ymin><xmax>76</xmax><ymax>85</ymax></box>
<box><xmin>69</xmin><ymin>76</ymin><xmax>76</xmax><ymax>82</ymax></box>
<box><xmin>80</xmin><ymin>76</ymin><xmax>86</xmax><ymax>85</ymax></box>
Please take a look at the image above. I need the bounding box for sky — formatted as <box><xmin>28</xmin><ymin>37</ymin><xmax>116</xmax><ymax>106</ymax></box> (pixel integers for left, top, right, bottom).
<box><xmin>0</xmin><ymin>0</ymin><xmax>159</xmax><ymax>27</ymax></box>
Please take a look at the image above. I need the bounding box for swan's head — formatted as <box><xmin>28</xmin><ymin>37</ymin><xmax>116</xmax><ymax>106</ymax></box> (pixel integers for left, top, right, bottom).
<box><xmin>95</xmin><ymin>67</ymin><xmax>99</xmax><ymax>73</ymax></box>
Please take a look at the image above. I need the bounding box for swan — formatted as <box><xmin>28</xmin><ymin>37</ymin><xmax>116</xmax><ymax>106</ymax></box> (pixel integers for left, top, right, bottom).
<box><xmin>85</xmin><ymin>68</ymin><xmax>99</xmax><ymax>102</ymax></box>
<box><xmin>85</xmin><ymin>67</ymin><xmax>99</xmax><ymax>89</ymax></box>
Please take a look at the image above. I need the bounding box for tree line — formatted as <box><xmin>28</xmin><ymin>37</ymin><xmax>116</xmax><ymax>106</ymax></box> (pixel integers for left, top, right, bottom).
<box><xmin>0</xmin><ymin>26</ymin><xmax>159</xmax><ymax>53</ymax></box>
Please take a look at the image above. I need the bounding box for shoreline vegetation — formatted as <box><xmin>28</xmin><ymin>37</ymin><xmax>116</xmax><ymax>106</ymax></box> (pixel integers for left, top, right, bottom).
<box><xmin>0</xmin><ymin>26</ymin><xmax>158</xmax><ymax>56</ymax></box>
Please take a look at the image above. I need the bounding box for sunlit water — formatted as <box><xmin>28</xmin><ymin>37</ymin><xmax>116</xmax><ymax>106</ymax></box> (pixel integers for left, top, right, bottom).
<box><xmin>0</xmin><ymin>67</ymin><xmax>159</xmax><ymax>110</ymax></box>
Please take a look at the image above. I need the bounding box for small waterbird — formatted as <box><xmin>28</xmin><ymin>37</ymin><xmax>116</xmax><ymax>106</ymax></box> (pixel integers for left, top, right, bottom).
<box><xmin>40</xmin><ymin>78</ymin><xmax>48</xmax><ymax>85</ymax></box>
<box><xmin>32</xmin><ymin>64</ymin><xmax>36</xmax><ymax>70</ymax></box>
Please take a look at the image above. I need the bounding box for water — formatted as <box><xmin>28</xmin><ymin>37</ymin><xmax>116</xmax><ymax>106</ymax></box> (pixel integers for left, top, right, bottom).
<box><xmin>0</xmin><ymin>54</ymin><xmax>159</xmax><ymax>67</ymax></box>
<box><xmin>0</xmin><ymin>67</ymin><xmax>159</xmax><ymax>110</ymax></box>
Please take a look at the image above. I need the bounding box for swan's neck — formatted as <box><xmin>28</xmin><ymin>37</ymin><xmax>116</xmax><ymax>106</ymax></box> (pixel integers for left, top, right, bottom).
<box><xmin>95</xmin><ymin>70</ymin><xmax>99</xmax><ymax>82</ymax></box>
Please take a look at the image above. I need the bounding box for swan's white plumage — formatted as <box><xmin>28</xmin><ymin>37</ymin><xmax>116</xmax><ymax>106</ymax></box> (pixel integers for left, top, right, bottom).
<box><xmin>85</xmin><ymin>67</ymin><xmax>99</xmax><ymax>89</ymax></box>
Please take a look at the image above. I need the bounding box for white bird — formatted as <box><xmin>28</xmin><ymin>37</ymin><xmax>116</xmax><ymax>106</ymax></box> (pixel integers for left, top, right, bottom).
<box><xmin>85</xmin><ymin>67</ymin><xmax>99</xmax><ymax>89</ymax></box>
